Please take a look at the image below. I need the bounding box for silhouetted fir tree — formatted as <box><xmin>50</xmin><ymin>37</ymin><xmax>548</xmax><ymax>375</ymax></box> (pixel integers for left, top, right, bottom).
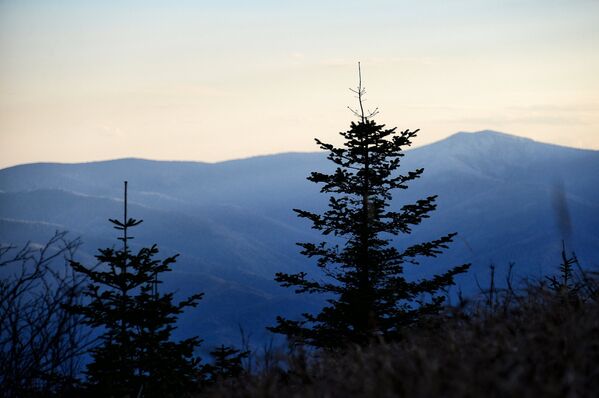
<box><xmin>203</xmin><ymin>345</ymin><xmax>249</xmax><ymax>382</ymax></box>
<box><xmin>546</xmin><ymin>241</ymin><xmax>584</xmax><ymax>303</ymax></box>
<box><xmin>67</xmin><ymin>182</ymin><xmax>204</xmax><ymax>397</ymax></box>
<box><xmin>269</xmin><ymin>64</ymin><xmax>470</xmax><ymax>348</ymax></box>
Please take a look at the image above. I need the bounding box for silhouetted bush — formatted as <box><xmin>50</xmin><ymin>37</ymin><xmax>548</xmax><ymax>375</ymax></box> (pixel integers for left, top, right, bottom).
<box><xmin>0</xmin><ymin>231</ymin><xmax>90</xmax><ymax>398</ymax></box>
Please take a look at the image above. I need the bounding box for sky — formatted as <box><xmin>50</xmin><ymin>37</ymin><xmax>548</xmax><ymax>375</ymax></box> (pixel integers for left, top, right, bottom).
<box><xmin>1</xmin><ymin>0</ymin><xmax>598</xmax><ymax>168</ymax></box>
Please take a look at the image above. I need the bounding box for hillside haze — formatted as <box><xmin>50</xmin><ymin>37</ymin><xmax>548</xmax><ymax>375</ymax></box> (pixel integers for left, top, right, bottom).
<box><xmin>1</xmin><ymin>130</ymin><xmax>598</xmax><ymax>347</ymax></box>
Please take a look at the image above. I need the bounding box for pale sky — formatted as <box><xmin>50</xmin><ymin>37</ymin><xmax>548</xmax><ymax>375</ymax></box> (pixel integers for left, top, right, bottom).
<box><xmin>1</xmin><ymin>0</ymin><xmax>598</xmax><ymax>168</ymax></box>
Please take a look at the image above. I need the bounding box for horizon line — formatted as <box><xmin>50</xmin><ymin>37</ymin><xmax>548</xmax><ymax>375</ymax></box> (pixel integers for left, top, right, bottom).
<box><xmin>2</xmin><ymin>130</ymin><xmax>597</xmax><ymax>170</ymax></box>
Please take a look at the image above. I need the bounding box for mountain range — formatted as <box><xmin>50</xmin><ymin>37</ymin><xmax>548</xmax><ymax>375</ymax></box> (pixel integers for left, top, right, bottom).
<box><xmin>1</xmin><ymin>130</ymin><xmax>598</xmax><ymax>349</ymax></box>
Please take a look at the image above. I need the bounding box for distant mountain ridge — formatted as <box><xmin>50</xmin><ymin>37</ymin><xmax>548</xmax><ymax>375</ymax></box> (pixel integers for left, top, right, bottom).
<box><xmin>1</xmin><ymin>130</ymin><xmax>598</xmax><ymax>347</ymax></box>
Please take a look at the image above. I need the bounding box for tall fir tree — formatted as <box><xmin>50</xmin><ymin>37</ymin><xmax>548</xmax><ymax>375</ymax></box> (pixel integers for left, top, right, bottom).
<box><xmin>269</xmin><ymin>64</ymin><xmax>470</xmax><ymax>348</ymax></box>
<box><xmin>67</xmin><ymin>182</ymin><xmax>204</xmax><ymax>397</ymax></box>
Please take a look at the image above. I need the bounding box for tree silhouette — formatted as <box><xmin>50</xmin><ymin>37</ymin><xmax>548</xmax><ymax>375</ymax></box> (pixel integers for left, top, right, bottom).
<box><xmin>269</xmin><ymin>64</ymin><xmax>470</xmax><ymax>348</ymax></box>
<box><xmin>203</xmin><ymin>344</ymin><xmax>249</xmax><ymax>383</ymax></box>
<box><xmin>67</xmin><ymin>182</ymin><xmax>204</xmax><ymax>397</ymax></box>
<box><xmin>0</xmin><ymin>231</ymin><xmax>89</xmax><ymax>397</ymax></box>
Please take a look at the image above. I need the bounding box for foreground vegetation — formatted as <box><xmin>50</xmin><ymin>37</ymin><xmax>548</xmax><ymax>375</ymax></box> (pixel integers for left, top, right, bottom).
<box><xmin>204</xmin><ymin>257</ymin><xmax>599</xmax><ymax>397</ymax></box>
<box><xmin>2</xmin><ymin>230</ymin><xmax>597</xmax><ymax>397</ymax></box>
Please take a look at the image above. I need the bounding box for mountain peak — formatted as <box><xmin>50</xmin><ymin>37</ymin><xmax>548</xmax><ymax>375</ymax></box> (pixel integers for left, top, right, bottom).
<box><xmin>448</xmin><ymin>130</ymin><xmax>534</xmax><ymax>143</ymax></box>
<box><xmin>419</xmin><ymin>130</ymin><xmax>535</xmax><ymax>158</ymax></box>
<box><xmin>408</xmin><ymin>129</ymin><xmax>594</xmax><ymax>178</ymax></box>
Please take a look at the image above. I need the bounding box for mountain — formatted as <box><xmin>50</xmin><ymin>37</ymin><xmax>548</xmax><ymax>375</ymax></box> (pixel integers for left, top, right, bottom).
<box><xmin>1</xmin><ymin>130</ymin><xmax>598</xmax><ymax>348</ymax></box>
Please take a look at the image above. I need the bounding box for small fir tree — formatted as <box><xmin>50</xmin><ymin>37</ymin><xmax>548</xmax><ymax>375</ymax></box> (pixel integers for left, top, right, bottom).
<box><xmin>67</xmin><ymin>182</ymin><xmax>204</xmax><ymax>397</ymax></box>
<box><xmin>269</xmin><ymin>64</ymin><xmax>470</xmax><ymax>348</ymax></box>
<box><xmin>546</xmin><ymin>241</ymin><xmax>584</xmax><ymax>303</ymax></box>
<box><xmin>202</xmin><ymin>344</ymin><xmax>249</xmax><ymax>383</ymax></box>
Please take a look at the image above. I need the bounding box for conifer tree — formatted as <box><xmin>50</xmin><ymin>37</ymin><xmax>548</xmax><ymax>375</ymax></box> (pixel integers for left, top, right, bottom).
<box><xmin>67</xmin><ymin>182</ymin><xmax>204</xmax><ymax>397</ymax></box>
<box><xmin>203</xmin><ymin>344</ymin><xmax>249</xmax><ymax>383</ymax></box>
<box><xmin>269</xmin><ymin>65</ymin><xmax>470</xmax><ymax>348</ymax></box>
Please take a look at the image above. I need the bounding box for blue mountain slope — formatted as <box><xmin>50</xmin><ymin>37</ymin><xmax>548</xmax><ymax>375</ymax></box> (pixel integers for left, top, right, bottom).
<box><xmin>1</xmin><ymin>130</ymin><xmax>598</xmax><ymax>347</ymax></box>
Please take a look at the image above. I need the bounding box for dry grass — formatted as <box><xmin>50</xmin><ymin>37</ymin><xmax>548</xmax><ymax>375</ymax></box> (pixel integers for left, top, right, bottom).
<box><xmin>202</xmin><ymin>271</ymin><xmax>599</xmax><ymax>398</ymax></box>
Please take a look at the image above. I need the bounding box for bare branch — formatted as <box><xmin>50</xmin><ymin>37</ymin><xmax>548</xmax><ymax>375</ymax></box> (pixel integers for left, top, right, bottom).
<box><xmin>0</xmin><ymin>231</ymin><xmax>90</xmax><ymax>397</ymax></box>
